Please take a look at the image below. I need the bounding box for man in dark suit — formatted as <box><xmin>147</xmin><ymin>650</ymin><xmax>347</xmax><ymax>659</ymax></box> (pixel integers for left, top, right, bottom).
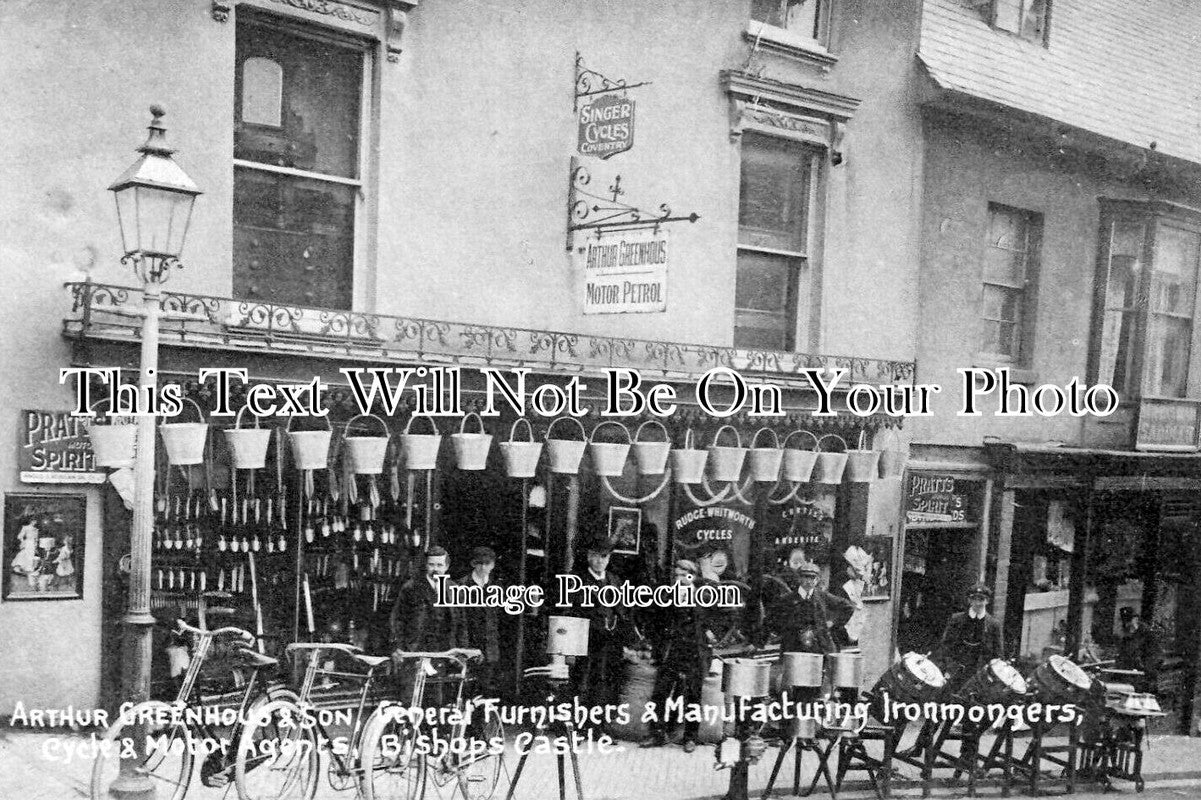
<box><xmin>565</xmin><ymin>538</ymin><xmax>628</xmax><ymax>712</ymax></box>
<box><xmin>1116</xmin><ymin>607</ymin><xmax>1161</xmax><ymax>693</ymax></box>
<box><xmin>642</xmin><ymin>559</ymin><xmax>714</xmax><ymax>753</ymax></box>
<box><xmin>457</xmin><ymin>546</ymin><xmax>502</xmax><ymax>697</ymax></box>
<box><xmin>765</xmin><ymin>561</ymin><xmax>852</xmax><ymax>654</ymax></box>
<box><xmin>936</xmin><ymin>583</ymin><xmax>1004</xmax><ymax>690</ymax></box>
<box><xmin>390</xmin><ymin>546</ymin><xmax>465</xmax><ymax>704</ymax></box>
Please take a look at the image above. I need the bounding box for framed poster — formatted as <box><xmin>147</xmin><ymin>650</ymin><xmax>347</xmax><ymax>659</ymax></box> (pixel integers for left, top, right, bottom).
<box><xmin>861</xmin><ymin>535</ymin><xmax>893</xmax><ymax>602</ymax></box>
<box><xmin>608</xmin><ymin>506</ymin><xmax>642</xmax><ymax>555</ymax></box>
<box><xmin>3</xmin><ymin>493</ymin><xmax>86</xmax><ymax>601</ymax></box>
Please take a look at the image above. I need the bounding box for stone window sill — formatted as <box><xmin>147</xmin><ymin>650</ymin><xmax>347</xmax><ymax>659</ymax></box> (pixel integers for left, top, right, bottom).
<box><xmin>973</xmin><ymin>362</ymin><xmax>1038</xmax><ymax>386</ymax></box>
<box><xmin>743</xmin><ymin>20</ymin><xmax>838</xmax><ymax>72</ymax></box>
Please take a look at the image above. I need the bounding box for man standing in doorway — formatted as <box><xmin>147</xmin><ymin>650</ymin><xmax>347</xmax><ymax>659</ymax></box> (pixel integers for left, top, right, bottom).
<box><xmin>935</xmin><ymin>583</ymin><xmax>1004</xmax><ymax>690</ymax></box>
<box><xmin>1116</xmin><ymin>607</ymin><xmax>1161</xmax><ymax>693</ymax></box>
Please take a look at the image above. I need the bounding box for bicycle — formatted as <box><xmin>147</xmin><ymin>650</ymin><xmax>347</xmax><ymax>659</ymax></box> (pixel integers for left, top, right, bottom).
<box><xmin>358</xmin><ymin>648</ymin><xmax>505</xmax><ymax>800</ymax></box>
<box><xmin>90</xmin><ymin>620</ymin><xmax>297</xmax><ymax>800</ymax></box>
<box><xmin>234</xmin><ymin>641</ymin><xmax>391</xmax><ymax>800</ymax></box>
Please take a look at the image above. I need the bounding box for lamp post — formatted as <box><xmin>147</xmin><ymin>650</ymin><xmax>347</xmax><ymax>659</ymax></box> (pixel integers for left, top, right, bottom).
<box><xmin>104</xmin><ymin>106</ymin><xmax>201</xmax><ymax>800</ymax></box>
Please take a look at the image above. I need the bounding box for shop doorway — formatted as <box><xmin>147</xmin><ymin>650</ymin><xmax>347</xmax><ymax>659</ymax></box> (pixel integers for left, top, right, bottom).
<box><xmin>897</xmin><ymin>528</ymin><xmax>979</xmax><ymax>657</ymax></box>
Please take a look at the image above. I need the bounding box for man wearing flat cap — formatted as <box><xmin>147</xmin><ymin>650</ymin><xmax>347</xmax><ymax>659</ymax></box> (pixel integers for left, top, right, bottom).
<box><xmin>457</xmin><ymin>546</ymin><xmax>502</xmax><ymax>696</ymax></box>
<box><xmin>936</xmin><ymin>582</ymin><xmax>1004</xmax><ymax>689</ymax></box>
<box><xmin>643</xmin><ymin>559</ymin><xmax>714</xmax><ymax>752</ymax></box>
<box><xmin>765</xmin><ymin>561</ymin><xmax>851</xmax><ymax>654</ymax></box>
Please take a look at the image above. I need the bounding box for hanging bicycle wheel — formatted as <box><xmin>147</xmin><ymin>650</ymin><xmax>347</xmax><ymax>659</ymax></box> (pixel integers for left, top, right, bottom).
<box><xmin>457</xmin><ymin>711</ymin><xmax>505</xmax><ymax>800</ymax></box>
<box><xmin>235</xmin><ymin>698</ymin><xmax>319</xmax><ymax>800</ymax></box>
<box><xmin>90</xmin><ymin>700</ymin><xmax>195</xmax><ymax>800</ymax></box>
<box><xmin>359</xmin><ymin>705</ymin><xmax>426</xmax><ymax>800</ymax></box>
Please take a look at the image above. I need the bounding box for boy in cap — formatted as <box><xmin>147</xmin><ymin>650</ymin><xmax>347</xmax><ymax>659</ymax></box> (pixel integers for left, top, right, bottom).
<box><xmin>457</xmin><ymin>546</ymin><xmax>502</xmax><ymax>697</ymax></box>
<box><xmin>642</xmin><ymin>559</ymin><xmax>714</xmax><ymax>752</ymax></box>
<box><xmin>935</xmin><ymin>583</ymin><xmax>1004</xmax><ymax>689</ymax></box>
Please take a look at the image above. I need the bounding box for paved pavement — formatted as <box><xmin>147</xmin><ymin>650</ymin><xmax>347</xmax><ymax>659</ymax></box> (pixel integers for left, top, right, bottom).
<box><xmin>3</xmin><ymin>725</ymin><xmax>1201</xmax><ymax>800</ymax></box>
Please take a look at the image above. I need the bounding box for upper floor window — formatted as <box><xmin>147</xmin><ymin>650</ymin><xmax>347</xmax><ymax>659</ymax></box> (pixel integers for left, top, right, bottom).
<box><xmin>991</xmin><ymin>0</ymin><xmax>1048</xmax><ymax>44</ymax></box>
<box><xmin>233</xmin><ymin>15</ymin><xmax>369</xmax><ymax>310</ymax></box>
<box><xmin>735</xmin><ymin>133</ymin><xmax>820</xmax><ymax>351</ymax></box>
<box><xmin>1094</xmin><ymin>202</ymin><xmax>1201</xmax><ymax>399</ymax></box>
<box><xmin>980</xmin><ymin>203</ymin><xmax>1042</xmax><ymax>364</ymax></box>
<box><xmin>750</xmin><ymin>0</ymin><xmax>830</xmax><ymax>45</ymax></box>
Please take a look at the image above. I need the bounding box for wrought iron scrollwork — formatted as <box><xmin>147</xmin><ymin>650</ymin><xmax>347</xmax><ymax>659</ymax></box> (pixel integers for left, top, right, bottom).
<box><xmin>574</xmin><ymin>52</ymin><xmax>652</xmax><ymax>110</ymax></box>
<box><xmin>567</xmin><ymin>158</ymin><xmax>699</xmax><ymax>245</ymax></box>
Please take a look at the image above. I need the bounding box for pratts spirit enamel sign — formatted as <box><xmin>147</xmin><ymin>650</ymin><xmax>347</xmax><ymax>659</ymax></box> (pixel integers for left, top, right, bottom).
<box><xmin>577</xmin><ymin>93</ymin><xmax>635</xmax><ymax>159</ymax></box>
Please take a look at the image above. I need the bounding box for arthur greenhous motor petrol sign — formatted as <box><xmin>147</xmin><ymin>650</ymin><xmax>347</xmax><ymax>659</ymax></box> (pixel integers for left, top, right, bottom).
<box><xmin>578</xmin><ymin>93</ymin><xmax>634</xmax><ymax>159</ymax></box>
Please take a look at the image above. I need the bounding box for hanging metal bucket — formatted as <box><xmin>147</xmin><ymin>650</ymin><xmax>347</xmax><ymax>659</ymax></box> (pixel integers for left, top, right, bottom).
<box><xmin>631</xmin><ymin>420</ymin><xmax>671</xmax><ymax>476</ymax></box>
<box><xmin>287</xmin><ymin>415</ymin><xmax>332</xmax><ymax>471</ymax></box>
<box><xmin>747</xmin><ymin>427</ymin><xmax>783</xmax><ymax>482</ymax></box>
<box><xmin>781</xmin><ymin>652</ymin><xmax>825</xmax><ymax>688</ymax></box>
<box><xmin>87</xmin><ymin>402</ymin><xmax>138</xmax><ymax>469</ymax></box>
<box><xmin>545</xmin><ymin>417</ymin><xmax>587</xmax><ymax>475</ymax></box>
<box><xmin>589</xmin><ymin>420</ymin><xmax>631</xmax><ymax>477</ymax></box>
<box><xmin>400</xmin><ymin>414</ymin><xmax>441</xmax><ymax>471</ymax></box>
<box><xmin>160</xmin><ymin>398</ymin><xmax>209</xmax><ymax>466</ymax></box>
<box><xmin>781</xmin><ymin>430</ymin><xmax>818</xmax><ymax>483</ymax></box>
<box><xmin>828</xmin><ymin>651</ymin><xmax>864</xmax><ymax>689</ymax></box>
<box><xmin>223</xmin><ymin>405</ymin><xmax>271</xmax><ymax>470</ymax></box>
<box><xmin>344</xmin><ymin>413</ymin><xmax>391</xmax><ymax>475</ymax></box>
<box><xmin>451</xmin><ymin>412</ymin><xmax>492</xmax><ymax>471</ymax></box>
<box><xmin>845</xmin><ymin>449</ymin><xmax>881</xmax><ymax>483</ymax></box>
<box><xmin>812</xmin><ymin>434</ymin><xmax>848</xmax><ymax>484</ymax></box>
<box><xmin>670</xmin><ymin>429</ymin><xmax>707</xmax><ymax>485</ymax></box>
<box><xmin>877</xmin><ymin>428</ymin><xmax>906</xmax><ymax>478</ymax></box>
<box><xmin>500</xmin><ymin>418</ymin><xmax>542</xmax><ymax>478</ymax></box>
<box><xmin>722</xmin><ymin>658</ymin><xmax>771</xmax><ymax>698</ymax></box>
<box><xmin>546</xmin><ymin>615</ymin><xmax>590</xmax><ymax>657</ymax></box>
<box><xmin>707</xmin><ymin>425</ymin><xmax>747</xmax><ymax>483</ymax></box>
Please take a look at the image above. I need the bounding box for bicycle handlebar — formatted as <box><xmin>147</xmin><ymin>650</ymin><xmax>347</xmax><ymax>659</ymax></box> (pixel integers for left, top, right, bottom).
<box><xmin>175</xmin><ymin>619</ymin><xmax>255</xmax><ymax>643</ymax></box>
<box><xmin>393</xmin><ymin>648</ymin><xmax>483</xmax><ymax>666</ymax></box>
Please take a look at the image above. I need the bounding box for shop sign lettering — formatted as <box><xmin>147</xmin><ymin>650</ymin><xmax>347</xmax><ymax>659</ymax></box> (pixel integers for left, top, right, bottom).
<box><xmin>577</xmin><ymin>93</ymin><xmax>634</xmax><ymax>159</ymax></box>
<box><xmin>19</xmin><ymin>410</ymin><xmax>104</xmax><ymax>484</ymax></box>
<box><xmin>905</xmin><ymin>474</ymin><xmax>980</xmax><ymax>526</ymax></box>
<box><xmin>577</xmin><ymin>229</ymin><xmax>668</xmax><ymax>314</ymax></box>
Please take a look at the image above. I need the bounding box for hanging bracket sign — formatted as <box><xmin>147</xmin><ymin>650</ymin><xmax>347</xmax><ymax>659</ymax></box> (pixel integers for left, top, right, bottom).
<box><xmin>576</xmin><ymin>228</ymin><xmax>668</xmax><ymax>314</ymax></box>
<box><xmin>578</xmin><ymin>93</ymin><xmax>635</xmax><ymax>160</ymax></box>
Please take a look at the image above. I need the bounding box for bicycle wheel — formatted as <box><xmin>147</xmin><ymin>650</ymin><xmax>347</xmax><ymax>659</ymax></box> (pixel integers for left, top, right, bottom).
<box><xmin>235</xmin><ymin>698</ymin><xmax>319</xmax><ymax>800</ymax></box>
<box><xmin>457</xmin><ymin>712</ymin><xmax>504</xmax><ymax>800</ymax></box>
<box><xmin>90</xmin><ymin>700</ymin><xmax>195</xmax><ymax>800</ymax></box>
<box><xmin>359</xmin><ymin>705</ymin><xmax>426</xmax><ymax>800</ymax></box>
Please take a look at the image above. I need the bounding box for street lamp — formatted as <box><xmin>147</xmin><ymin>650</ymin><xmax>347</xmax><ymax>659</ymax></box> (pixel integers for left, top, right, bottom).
<box><xmin>104</xmin><ymin>106</ymin><xmax>201</xmax><ymax>800</ymax></box>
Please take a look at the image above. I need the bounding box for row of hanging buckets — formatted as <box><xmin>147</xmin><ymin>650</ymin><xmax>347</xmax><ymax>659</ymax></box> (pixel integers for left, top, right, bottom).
<box><xmin>88</xmin><ymin>404</ymin><xmax>906</xmax><ymax>482</ymax></box>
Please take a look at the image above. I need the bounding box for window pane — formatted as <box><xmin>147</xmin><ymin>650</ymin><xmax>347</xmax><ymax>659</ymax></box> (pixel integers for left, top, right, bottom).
<box><xmin>235</xmin><ymin>23</ymin><xmax>362</xmax><ymax>179</ymax></box>
<box><xmin>735</xmin><ymin>250</ymin><xmax>796</xmax><ymax>350</ymax></box>
<box><xmin>982</xmin><ymin>284</ymin><xmax>1020</xmax><ymax>323</ymax></box>
<box><xmin>1022</xmin><ymin>0</ymin><xmax>1047</xmax><ymax>40</ymax></box>
<box><xmin>984</xmin><ymin>206</ymin><xmax>1029</xmax><ymax>285</ymax></box>
<box><xmin>1151</xmin><ymin>226</ymin><xmax>1200</xmax><ymax>316</ymax></box>
<box><xmin>1098</xmin><ymin>221</ymin><xmax>1145</xmax><ymax>395</ymax></box>
<box><xmin>739</xmin><ymin>134</ymin><xmax>812</xmax><ymax>252</ymax></box>
<box><xmin>735</xmin><ymin>250</ymin><xmax>791</xmax><ymax>312</ymax></box>
<box><xmin>993</xmin><ymin>0</ymin><xmax>1024</xmax><ymax>32</ymax></box>
<box><xmin>233</xmin><ymin>168</ymin><xmax>355</xmax><ymax>310</ymax></box>
<box><xmin>750</xmin><ymin>0</ymin><xmax>819</xmax><ymax>37</ymax></box>
<box><xmin>1144</xmin><ymin>316</ymin><xmax>1191</xmax><ymax>397</ymax></box>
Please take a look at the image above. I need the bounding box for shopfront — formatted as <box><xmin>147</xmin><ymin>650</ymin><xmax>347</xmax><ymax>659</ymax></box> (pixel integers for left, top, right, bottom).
<box><xmin>63</xmin><ymin>284</ymin><xmax>918</xmax><ymax>711</ymax></box>
<box><xmin>985</xmin><ymin>442</ymin><xmax>1201</xmax><ymax>735</ymax></box>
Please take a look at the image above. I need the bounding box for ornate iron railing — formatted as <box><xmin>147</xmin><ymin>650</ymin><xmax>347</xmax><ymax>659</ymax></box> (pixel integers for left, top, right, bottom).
<box><xmin>63</xmin><ymin>281</ymin><xmax>915</xmax><ymax>386</ymax></box>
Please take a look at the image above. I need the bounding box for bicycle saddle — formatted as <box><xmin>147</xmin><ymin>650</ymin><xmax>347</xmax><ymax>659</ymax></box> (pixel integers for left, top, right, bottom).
<box><xmin>235</xmin><ymin>648</ymin><xmax>278</xmax><ymax>668</ymax></box>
